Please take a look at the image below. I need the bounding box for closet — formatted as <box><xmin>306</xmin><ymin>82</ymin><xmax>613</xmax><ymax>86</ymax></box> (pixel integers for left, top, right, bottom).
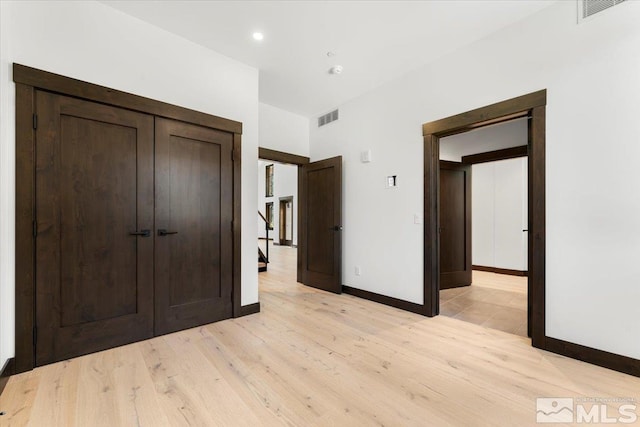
<box><xmin>15</xmin><ymin>64</ymin><xmax>240</xmax><ymax>368</ymax></box>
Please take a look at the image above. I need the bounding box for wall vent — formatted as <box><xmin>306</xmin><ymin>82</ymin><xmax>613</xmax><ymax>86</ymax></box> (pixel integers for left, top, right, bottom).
<box><xmin>579</xmin><ymin>0</ymin><xmax>625</xmax><ymax>21</ymax></box>
<box><xmin>318</xmin><ymin>109</ymin><xmax>339</xmax><ymax>127</ymax></box>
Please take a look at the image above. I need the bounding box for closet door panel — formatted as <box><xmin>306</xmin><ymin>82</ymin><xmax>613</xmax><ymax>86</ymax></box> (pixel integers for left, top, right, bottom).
<box><xmin>154</xmin><ymin>118</ymin><xmax>234</xmax><ymax>335</ymax></box>
<box><xmin>35</xmin><ymin>91</ymin><xmax>154</xmax><ymax>365</ymax></box>
<box><xmin>494</xmin><ymin>158</ymin><xmax>527</xmax><ymax>271</ymax></box>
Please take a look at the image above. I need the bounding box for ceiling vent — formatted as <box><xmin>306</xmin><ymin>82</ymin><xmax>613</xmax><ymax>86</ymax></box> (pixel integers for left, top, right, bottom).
<box><xmin>318</xmin><ymin>109</ymin><xmax>339</xmax><ymax>127</ymax></box>
<box><xmin>579</xmin><ymin>0</ymin><xmax>626</xmax><ymax>20</ymax></box>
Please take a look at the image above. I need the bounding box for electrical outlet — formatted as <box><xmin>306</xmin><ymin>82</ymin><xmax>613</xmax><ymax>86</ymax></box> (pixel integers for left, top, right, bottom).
<box><xmin>355</xmin><ymin>266</ymin><xmax>361</xmax><ymax>276</ymax></box>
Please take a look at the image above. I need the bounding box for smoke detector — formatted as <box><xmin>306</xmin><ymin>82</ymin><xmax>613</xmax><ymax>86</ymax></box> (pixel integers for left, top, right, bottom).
<box><xmin>329</xmin><ymin>65</ymin><xmax>343</xmax><ymax>75</ymax></box>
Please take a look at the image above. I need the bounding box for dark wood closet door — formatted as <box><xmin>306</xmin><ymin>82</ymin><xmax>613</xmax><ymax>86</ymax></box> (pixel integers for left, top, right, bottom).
<box><xmin>35</xmin><ymin>91</ymin><xmax>154</xmax><ymax>366</ymax></box>
<box><xmin>439</xmin><ymin>160</ymin><xmax>472</xmax><ymax>289</ymax></box>
<box><xmin>154</xmin><ymin>118</ymin><xmax>234</xmax><ymax>335</ymax></box>
<box><xmin>300</xmin><ymin>156</ymin><xmax>342</xmax><ymax>293</ymax></box>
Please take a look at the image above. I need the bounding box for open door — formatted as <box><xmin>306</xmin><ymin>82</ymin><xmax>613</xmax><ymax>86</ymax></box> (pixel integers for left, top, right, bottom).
<box><xmin>299</xmin><ymin>156</ymin><xmax>342</xmax><ymax>293</ymax></box>
<box><xmin>439</xmin><ymin>160</ymin><xmax>472</xmax><ymax>289</ymax></box>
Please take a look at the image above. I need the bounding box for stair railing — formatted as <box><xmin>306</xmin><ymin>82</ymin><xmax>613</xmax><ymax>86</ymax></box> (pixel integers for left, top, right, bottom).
<box><xmin>258</xmin><ymin>210</ymin><xmax>270</xmax><ymax>263</ymax></box>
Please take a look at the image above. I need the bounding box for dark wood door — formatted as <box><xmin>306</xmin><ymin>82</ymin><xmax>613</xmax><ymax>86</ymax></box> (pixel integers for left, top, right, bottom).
<box><xmin>439</xmin><ymin>161</ymin><xmax>472</xmax><ymax>289</ymax></box>
<box><xmin>300</xmin><ymin>157</ymin><xmax>342</xmax><ymax>293</ymax></box>
<box><xmin>154</xmin><ymin>118</ymin><xmax>234</xmax><ymax>335</ymax></box>
<box><xmin>35</xmin><ymin>91</ymin><xmax>154</xmax><ymax>365</ymax></box>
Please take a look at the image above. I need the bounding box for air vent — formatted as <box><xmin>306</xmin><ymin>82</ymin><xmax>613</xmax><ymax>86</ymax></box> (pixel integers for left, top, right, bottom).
<box><xmin>580</xmin><ymin>0</ymin><xmax>625</xmax><ymax>20</ymax></box>
<box><xmin>318</xmin><ymin>109</ymin><xmax>339</xmax><ymax>127</ymax></box>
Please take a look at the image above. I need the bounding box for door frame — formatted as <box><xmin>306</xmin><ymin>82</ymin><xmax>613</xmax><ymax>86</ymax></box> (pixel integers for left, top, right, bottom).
<box><xmin>423</xmin><ymin>90</ymin><xmax>546</xmax><ymax>348</ymax></box>
<box><xmin>258</xmin><ymin>147</ymin><xmax>310</xmax><ymax>282</ymax></box>
<box><xmin>13</xmin><ymin>63</ymin><xmax>243</xmax><ymax>373</ymax></box>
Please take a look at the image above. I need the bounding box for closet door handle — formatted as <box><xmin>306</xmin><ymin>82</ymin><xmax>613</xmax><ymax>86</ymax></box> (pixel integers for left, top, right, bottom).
<box><xmin>129</xmin><ymin>229</ymin><xmax>150</xmax><ymax>237</ymax></box>
<box><xmin>158</xmin><ymin>229</ymin><xmax>178</xmax><ymax>236</ymax></box>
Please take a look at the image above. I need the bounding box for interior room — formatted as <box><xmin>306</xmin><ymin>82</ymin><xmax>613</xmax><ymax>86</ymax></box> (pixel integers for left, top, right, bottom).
<box><xmin>1</xmin><ymin>1</ymin><xmax>639</xmax><ymax>425</ymax></box>
<box><xmin>438</xmin><ymin>119</ymin><xmax>529</xmax><ymax>337</ymax></box>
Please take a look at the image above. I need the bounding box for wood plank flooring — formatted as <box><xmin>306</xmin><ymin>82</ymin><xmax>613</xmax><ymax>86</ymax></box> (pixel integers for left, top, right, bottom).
<box><xmin>440</xmin><ymin>271</ymin><xmax>528</xmax><ymax>337</ymax></box>
<box><xmin>1</xmin><ymin>244</ymin><xmax>639</xmax><ymax>426</ymax></box>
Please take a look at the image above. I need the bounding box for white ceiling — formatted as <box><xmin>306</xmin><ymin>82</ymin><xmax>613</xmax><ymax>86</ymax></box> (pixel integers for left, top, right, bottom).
<box><xmin>102</xmin><ymin>1</ymin><xmax>556</xmax><ymax>118</ymax></box>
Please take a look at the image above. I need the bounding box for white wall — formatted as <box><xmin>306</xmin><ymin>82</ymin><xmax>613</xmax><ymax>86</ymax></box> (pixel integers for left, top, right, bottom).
<box><xmin>257</xmin><ymin>161</ymin><xmax>298</xmax><ymax>245</ymax></box>
<box><xmin>472</xmin><ymin>159</ymin><xmax>528</xmax><ymax>272</ymax></box>
<box><xmin>309</xmin><ymin>1</ymin><xmax>640</xmax><ymax>359</ymax></box>
<box><xmin>0</xmin><ymin>0</ymin><xmax>260</xmax><ymax>368</ymax></box>
<box><xmin>440</xmin><ymin>118</ymin><xmax>528</xmax><ymax>162</ymax></box>
<box><xmin>259</xmin><ymin>102</ymin><xmax>310</xmax><ymax>157</ymax></box>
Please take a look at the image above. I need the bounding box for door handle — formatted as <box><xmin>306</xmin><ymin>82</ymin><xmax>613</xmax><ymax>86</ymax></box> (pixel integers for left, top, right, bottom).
<box><xmin>129</xmin><ymin>229</ymin><xmax>150</xmax><ymax>237</ymax></box>
<box><xmin>522</xmin><ymin>229</ymin><xmax>529</xmax><ymax>232</ymax></box>
<box><xmin>158</xmin><ymin>229</ymin><xmax>178</xmax><ymax>236</ymax></box>
<box><xmin>332</xmin><ymin>226</ymin><xmax>343</xmax><ymax>231</ymax></box>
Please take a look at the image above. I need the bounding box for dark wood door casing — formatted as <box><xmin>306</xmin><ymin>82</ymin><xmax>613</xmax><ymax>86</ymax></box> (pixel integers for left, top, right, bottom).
<box><xmin>34</xmin><ymin>91</ymin><xmax>155</xmax><ymax>365</ymax></box>
<box><xmin>439</xmin><ymin>161</ymin><xmax>472</xmax><ymax>289</ymax></box>
<box><xmin>423</xmin><ymin>90</ymin><xmax>546</xmax><ymax>349</ymax></box>
<box><xmin>154</xmin><ymin>118</ymin><xmax>234</xmax><ymax>335</ymax></box>
<box><xmin>300</xmin><ymin>156</ymin><xmax>342</xmax><ymax>293</ymax></box>
<box><xmin>14</xmin><ymin>64</ymin><xmax>244</xmax><ymax>373</ymax></box>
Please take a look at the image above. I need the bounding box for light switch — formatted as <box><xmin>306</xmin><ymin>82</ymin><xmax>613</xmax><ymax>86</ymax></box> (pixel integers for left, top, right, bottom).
<box><xmin>414</xmin><ymin>214</ymin><xmax>422</xmax><ymax>224</ymax></box>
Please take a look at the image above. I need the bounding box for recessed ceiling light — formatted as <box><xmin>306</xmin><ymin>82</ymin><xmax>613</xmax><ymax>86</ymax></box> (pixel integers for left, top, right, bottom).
<box><xmin>252</xmin><ymin>32</ymin><xmax>264</xmax><ymax>41</ymax></box>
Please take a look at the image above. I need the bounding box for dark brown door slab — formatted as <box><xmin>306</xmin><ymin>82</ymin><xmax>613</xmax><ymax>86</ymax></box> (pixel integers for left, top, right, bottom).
<box><xmin>300</xmin><ymin>156</ymin><xmax>342</xmax><ymax>293</ymax></box>
<box><xmin>439</xmin><ymin>160</ymin><xmax>471</xmax><ymax>289</ymax></box>
<box><xmin>35</xmin><ymin>91</ymin><xmax>154</xmax><ymax>365</ymax></box>
<box><xmin>154</xmin><ymin>118</ymin><xmax>234</xmax><ymax>335</ymax></box>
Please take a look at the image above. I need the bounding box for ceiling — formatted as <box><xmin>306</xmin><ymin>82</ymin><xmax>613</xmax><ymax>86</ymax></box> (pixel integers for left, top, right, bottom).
<box><xmin>102</xmin><ymin>1</ymin><xmax>556</xmax><ymax>118</ymax></box>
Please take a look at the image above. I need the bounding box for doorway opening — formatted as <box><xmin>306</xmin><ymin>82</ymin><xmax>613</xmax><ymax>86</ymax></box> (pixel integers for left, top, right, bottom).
<box><xmin>438</xmin><ymin>118</ymin><xmax>529</xmax><ymax>337</ymax></box>
<box><xmin>279</xmin><ymin>196</ymin><xmax>294</xmax><ymax>246</ymax></box>
<box><xmin>257</xmin><ymin>147</ymin><xmax>343</xmax><ymax>294</ymax></box>
<box><xmin>422</xmin><ymin>90</ymin><xmax>546</xmax><ymax>348</ymax></box>
<box><xmin>257</xmin><ymin>157</ymin><xmax>299</xmax><ymax>276</ymax></box>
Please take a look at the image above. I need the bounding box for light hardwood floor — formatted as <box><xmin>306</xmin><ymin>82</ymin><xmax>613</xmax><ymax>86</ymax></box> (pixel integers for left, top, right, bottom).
<box><xmin>440</xmin><ymin>271</ymin><xmax>528</xmax><ymax>337</ymax></box>
<box><xmin>1</xmin><ymin>244</ymin><xmax>638</xmax><ymax>426</ymax></box>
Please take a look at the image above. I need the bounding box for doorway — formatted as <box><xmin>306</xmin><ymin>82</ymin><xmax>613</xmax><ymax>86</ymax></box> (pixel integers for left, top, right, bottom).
<box><xmin>422</xmin><ymin>90</ymin><xmax>546</xmax><ymax>348</ymax></box>
<box><xmin>257</xmin><ymin>158</ymin><xmax>298</xmax><ymax>275</ymax></box>
<box><xmin>438</xmin><ymin>118</ymin><xmax>529</xmax><ymax>337</ymax></box>
<box><xmin>257</xmin><ymin>147</ymin><xmax>343</xmax><ymax>293</ymax></box>
<box><xmin>279</xmin><ymin>196</ymin><xmax>294</xmax><ymax>246</ymax></box>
